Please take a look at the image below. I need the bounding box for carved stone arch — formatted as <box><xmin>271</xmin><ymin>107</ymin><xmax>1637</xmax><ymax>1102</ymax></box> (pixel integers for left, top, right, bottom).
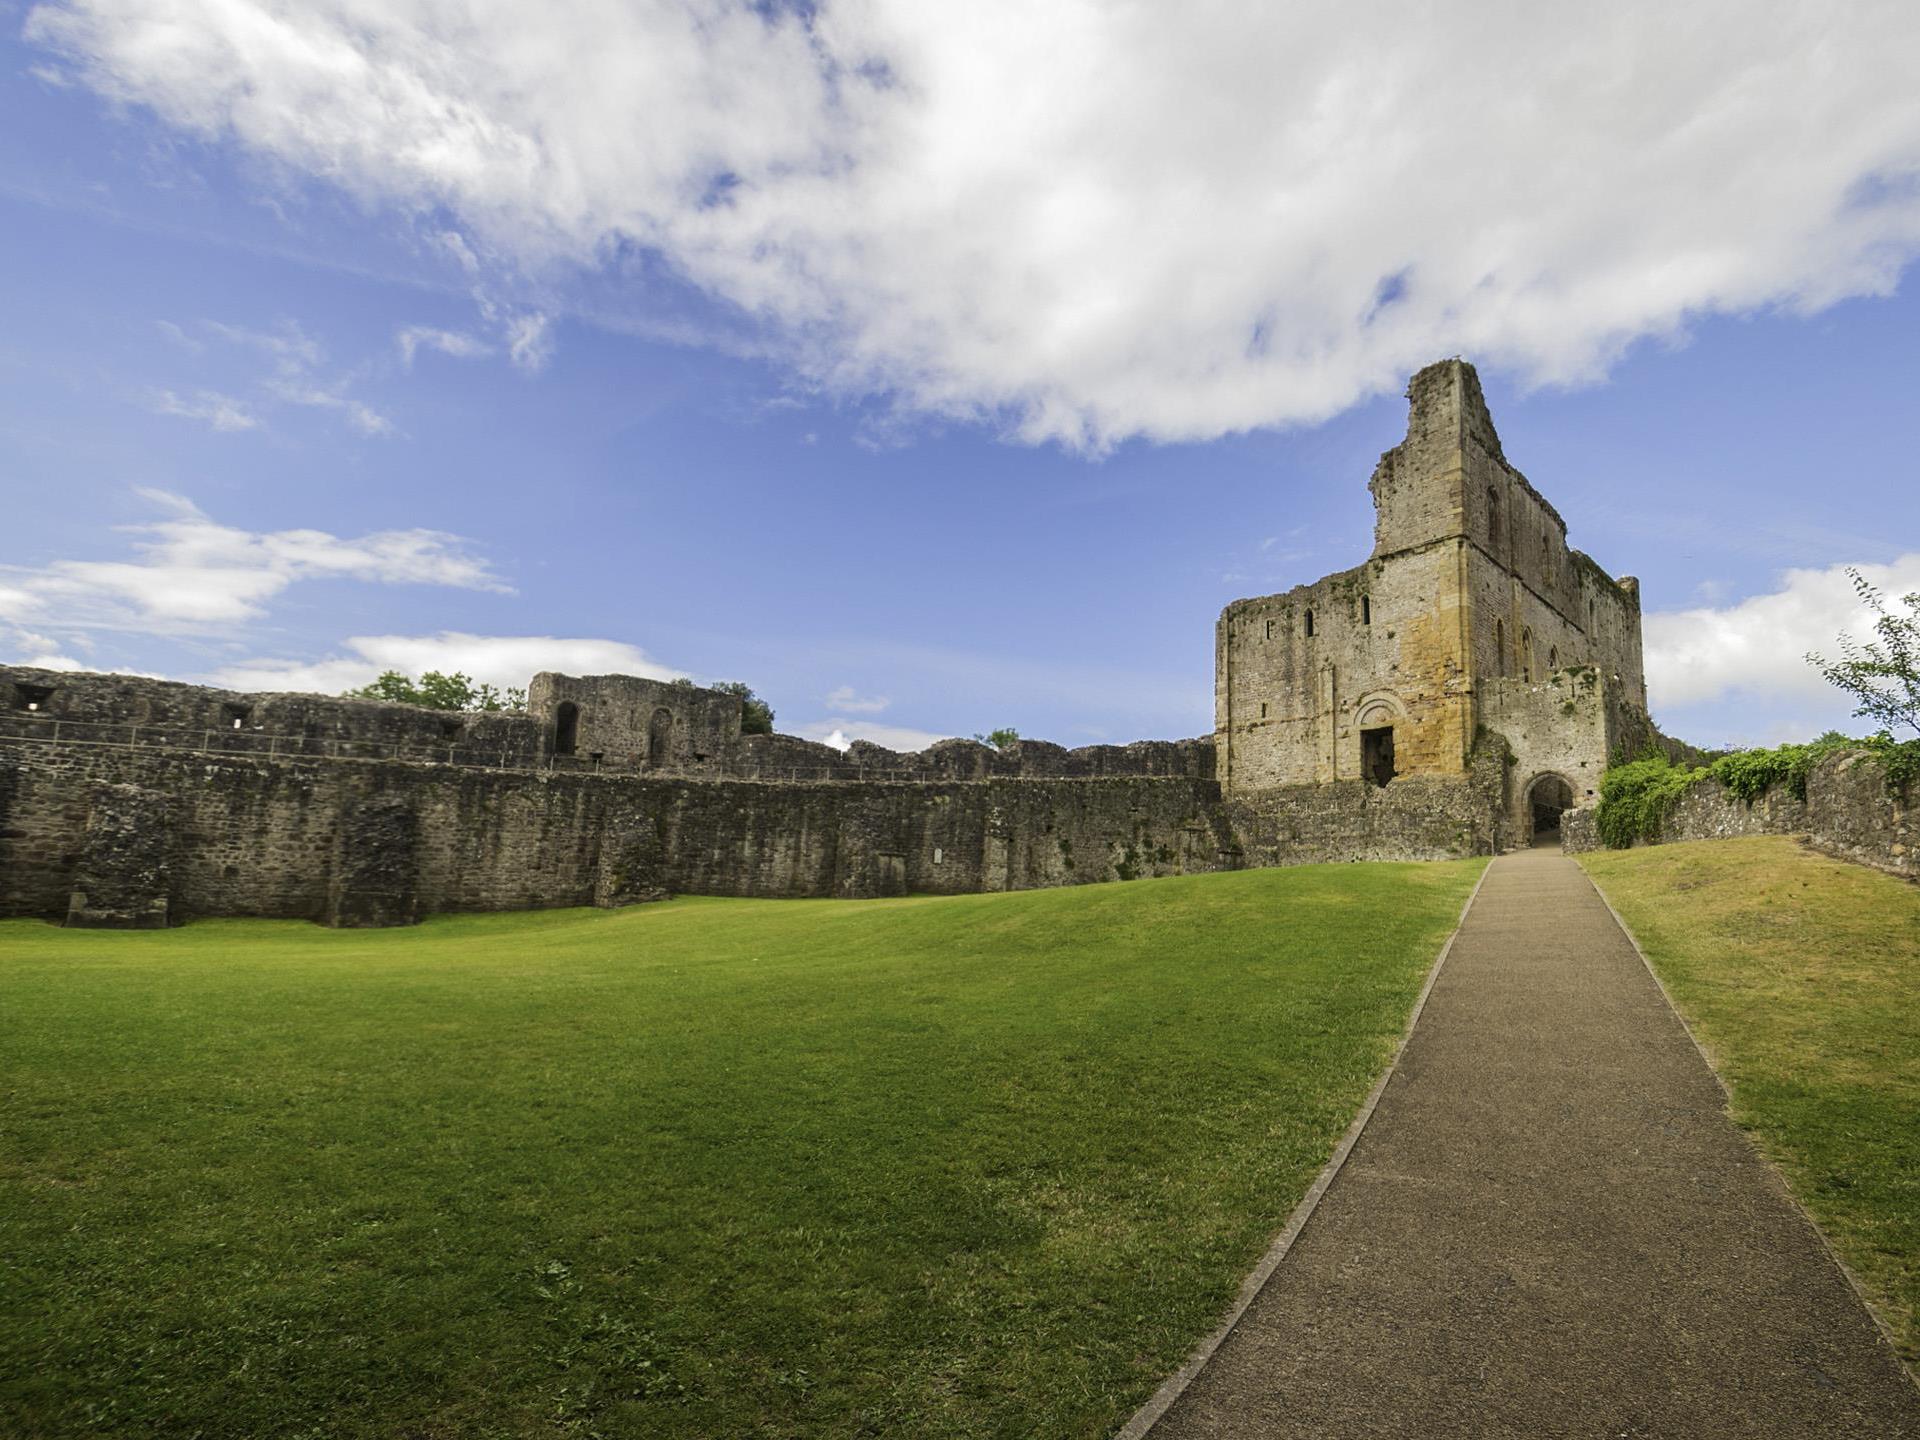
<box><xmin>1353</xmin><ymin>691</ymin><xmax>1404</xmax><ymax>788</ymax></box>
<box><xmin>1353</xmin><ymin>690</ymin><xmax>1406</xmax><ymax>728</ymax></box>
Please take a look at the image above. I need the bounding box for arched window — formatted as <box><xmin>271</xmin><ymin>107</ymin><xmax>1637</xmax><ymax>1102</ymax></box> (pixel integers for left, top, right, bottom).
<box><xmin>1487</xmin><ymin>486</ymin><xmax>1502</xmax><ymax>550</ymax></box>
<box><xmin>1521</xmin><ymin>627</ymin><xmax>1533</xmax><ymax>682</ymax></box>
<box><xmin>1361</xmin><ymin>595</ymin><xmax>1372</xmax><ymax>626</ymax></box>
<box><xmin>1494</xmin><ymin>620</ymin><xmax>1506</xmax><ymax>676</ymax></box>
<box><xmin>1305</xmin><ymin>608</ymin><xmax>1315</xmax><ymax>638</ymax></box>
<box><xmin>647</xmin><ymin>707</ymin><xmax>673</xmax><ymax>767</ymax></box>
<box><xmin>553</xmin><ymin>702</ymin><xmax>580</xmax><ymax>757</ymax></box>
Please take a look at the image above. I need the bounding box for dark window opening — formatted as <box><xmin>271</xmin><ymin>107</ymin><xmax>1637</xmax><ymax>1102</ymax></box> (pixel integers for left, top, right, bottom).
<box><xmin>1362</xmin><ymin>726</ymin><xmax>1396</xmax><ymax>788</ymax></box>
<box><xmin>13</xmin><ymin>682</ymin><xmax>55</xmax><ymax>713</ymax></box>
<box><xmin>554</xmin><ymin>701</ymin><xmax>580</xmax><ymax>756</ymax></box>
<box><xmin>1304</xmin><ymin>608</ymin><xmax>1315</xmax><ymax>638</ymax></box>
<box><xmin>1494</xmin><ymin>620</ymin><xmax>1506</xmax><ymax>676</ymax></box>
<box><xmin>1589</xmin><ymin>598</ymin><xmax>1596</xmax><ymax>632</ymax></box>
<box><xmin>1264</xmin><ymin>618</ymin><xmax>1274</xmax><ymax>640</ymax></box>
<box><xmin>647</xmin><ymin>706</ymin><xmax>673</xmax><ymax>767</ymax></box>
<box><xmin>1487</xmin><ymin>485</ymin><xmax>1502</xmax><ymax>549</ymax></box>
<box><xmin>223</xmin><ymin>702</ymin><xmax>252</xmax><ymax>730</ymax></box>
<box><xmin>441</xmin><ymin>719</ymin><xmax>464</xmax><ymax>740</ymax></box>
<box><xmin>1521</xmin><ymin>627</ymin><xmax>1533</xmax><ymax>683</ymax></box>
<box><xmin>1259</xmin><ymin>701</ymin><xmax>1269</xmax><ymax>719</ymax></box>
<box><xmin>1548</xmin><ymin>645</ymin><xmax>1558</xmax><ymax>670</ymax></box>
<box><xmin>1361</xmin><ymin>595</ymin><xmax>1371</xmax><ymax>625</ymax></box>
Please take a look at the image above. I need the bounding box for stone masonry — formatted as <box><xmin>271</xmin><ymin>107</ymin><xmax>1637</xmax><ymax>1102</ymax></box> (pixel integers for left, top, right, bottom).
<box><xmin>0</xmin><ymin>361</ymin><xmax>1662</xmax><ymax>927</ymax></box>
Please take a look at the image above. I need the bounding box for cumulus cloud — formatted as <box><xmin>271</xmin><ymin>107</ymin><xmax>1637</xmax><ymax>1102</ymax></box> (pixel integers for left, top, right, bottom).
<box><xmin>797</xmin><ymin>719</ymin><xmax>955</xmax><ymax>753</ymax></box>
<box><xmin>210</xmin><ymin>632</ymin><xmax>685</xmax><ymax>695</ymax></box>
<box><xmin>824</xmin><ymin>685</ymin><xmax>889</xmax><ymax>714</ymax></box>
<box><xmin>0</xmin><ymin>489</ymin><xmax>509</xmax><ymax>635</ymax></box>
<box><xmin>1644</xmin><ymin>554</ymin><xmax>1920</xmax><ymax>743</ymax></box>
<box><xmin>28</xmin><ymin>1</ymin><xmax>1920</xmax><ymax>447</ymax></box>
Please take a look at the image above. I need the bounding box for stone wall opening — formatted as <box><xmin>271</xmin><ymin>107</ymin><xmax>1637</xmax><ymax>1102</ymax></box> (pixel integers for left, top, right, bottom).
<box><xmin>1529</xmin><ymin>773</ymin><xmax>1574</xmax><ymax>841</ymax></box>
<box><xmin>554</xmin><ymin>702</ymin><xmax>580</xmax><ymax>757</ymax></box>
<box><xmin>13</xmin><ymin>683</ymin><xmax>55</xmax><ymax>713</ymax></box>
<box><xmin>1362</xmin><ymin>726</ymin><xmax>1395</xmax><ymax>787</ymax></box>
<box><xmin>647</xmin><ymin>707</ymin><xmax>673</xmax><ymax>767</ymax></box>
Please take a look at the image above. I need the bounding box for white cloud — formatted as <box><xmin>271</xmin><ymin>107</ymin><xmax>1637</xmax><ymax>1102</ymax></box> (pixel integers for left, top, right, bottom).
<box><xmin>184</xmin><ymin>317</ymin><xmax>395</xmax><ymax>436</ymax></box>
<box><xmin>504</xmin><ymin>313</ymin><xmax>553</xmax><ymax>374</ymax></box>
<box><xmin>797</xmin><ymin>718</ymin><xmax>956</xmax><ymax>753</ymax></box>
<box><xmin>149</xmin><ymin>387</ymin><xmax>259</xmax><ymax>432</ymax></box>
<box><xmin>0</xmin><ymin>489</ymin><xmax>509</xmax><ymax>635</ymax></box>
<box><xmin>397</xmin><ymin>325</ymin><xmax>493</xmax><ymax>367</ymax></box>
<box><xmin>1645</xmin><ymin>554</ymin><xmax>1920</xmax><ymax>739</ymax></box>
<box><xmin>210</xmin><ymin>632</ymin><xmax>685</xmax><ymax>695</ymax></box>
<box><xmin>824</xmin><ymin>684</ymin><xmax>889</xmax><ymax>714</ymax></box>
<box><xmin>28</xmin><ymin>1</ymin><xmax>1920</xmax><ymax>448</ymax></box>
<box><xmin>264</xmin><ymin>376</ymin><xmax>394</xmax><ymax>436</ymax></box>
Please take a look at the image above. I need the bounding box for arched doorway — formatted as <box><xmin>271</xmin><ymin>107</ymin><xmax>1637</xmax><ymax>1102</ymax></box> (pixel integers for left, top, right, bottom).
<box><xmin>1528</xmin><ymin>773</ymin><xmax>1574</xmax><ymax>843</ymax></box>
<box><xmin>647</xmin><ymin>707</ymin><xmax>673</xmax><ymax>767</ymax></box>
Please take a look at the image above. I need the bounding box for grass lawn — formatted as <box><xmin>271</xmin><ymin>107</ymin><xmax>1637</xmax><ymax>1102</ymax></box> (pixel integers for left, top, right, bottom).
<box><xmin>1580</xmin><ymin>836</ymin><xmax>1920</xmax><ymax>1364</ymax></box>
<box><xmin>0</xmin><ymin>860</ymin><xmax>1480</xmax><ymax>1439</ymax></box>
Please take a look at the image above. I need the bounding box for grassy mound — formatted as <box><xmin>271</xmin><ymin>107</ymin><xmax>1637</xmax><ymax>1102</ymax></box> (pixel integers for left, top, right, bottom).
<box><xmin>1582</xmin><ymin>837</ymin><xmax>1920</xmax><ymax>1363</ymax></box>
<box><xmin>0</xmin><ymin>860</ymin><xmax>1480</xmax><ymax>1439</ymax></box>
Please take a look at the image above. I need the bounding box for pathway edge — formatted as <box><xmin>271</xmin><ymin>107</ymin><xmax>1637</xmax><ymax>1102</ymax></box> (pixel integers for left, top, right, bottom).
<box><xmin>1111</xmin><ymin>858</ymin><xmax>1495</xmax><ymax>1440</ymax></box>
<box><xmin>1577</xmin><ymin>854</ymin><xmax>1920</xmax><ymax>1393</ymax></box>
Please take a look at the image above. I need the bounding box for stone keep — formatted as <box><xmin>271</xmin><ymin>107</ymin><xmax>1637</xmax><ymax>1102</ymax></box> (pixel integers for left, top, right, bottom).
<box><xmin>1214</xmin><ymin>359</ymin><xmax>1651</xmax><ymax>836</ymax></box>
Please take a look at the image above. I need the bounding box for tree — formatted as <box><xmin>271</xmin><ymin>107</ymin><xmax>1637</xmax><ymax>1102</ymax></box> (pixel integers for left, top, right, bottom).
<box><xmin>712</xmin><ymin>681</ymin><xmax>775</xmax><ymax>735</ymax></box>
<box><xmin>1808</xmin><ymin>570</ymin><xmax>1920</xmax><ymax>739</ymax></box>
<box><xmin>973</xmin><ymin>727</ymin><xmax>1020</xmax><ymax>749</ymax></box>
<box><xmin>344</xmin><ymin>670</ymin><xmax>526</xmax><ymax>712</ymax></box>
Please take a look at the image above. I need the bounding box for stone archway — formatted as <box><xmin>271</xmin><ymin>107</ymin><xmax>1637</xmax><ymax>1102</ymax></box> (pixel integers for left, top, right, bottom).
<box><xmin>1527</xmin><ymin>773</ymin><xmax>1575</xmax><ymax>842</ymax></box>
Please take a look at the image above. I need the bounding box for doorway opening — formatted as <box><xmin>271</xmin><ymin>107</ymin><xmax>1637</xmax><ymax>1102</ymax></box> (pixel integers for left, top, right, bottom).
<box><xmin>1529</xmin><ymin>774</ymin><xmax>1574</xmax><ymax>842</ymax></box>
<box><xmin>1362</xmin><ymin>726</ymin><xmax>1395</xmax><ymax>788</ymax></box>
<box><xmin>553</xmin><ymin>702</ymin><xmax>580</xmax><ymax>757</ymax></box>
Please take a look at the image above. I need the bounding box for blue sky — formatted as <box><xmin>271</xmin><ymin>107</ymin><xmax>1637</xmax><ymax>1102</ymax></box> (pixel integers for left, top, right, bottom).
<box><xmin>4</xmin><ymin>2</ymin><xmax>1919</xmax><ymax>751</ymax></box>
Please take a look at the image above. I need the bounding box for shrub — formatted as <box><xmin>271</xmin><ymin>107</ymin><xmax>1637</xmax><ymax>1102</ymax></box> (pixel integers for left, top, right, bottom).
<box><xmin>1594</xmin><ymin>753</ymin><xmax>1706</xmax><ymax>848</ymax></box>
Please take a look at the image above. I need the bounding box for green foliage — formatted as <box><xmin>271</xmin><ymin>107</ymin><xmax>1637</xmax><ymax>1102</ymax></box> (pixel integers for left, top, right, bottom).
<box><xmin>1597</xmin><ymin>730</ymin><xmax>1917</xmax><ymax>846</ymax></box>
<box><xmin>344</xmin><ymin>670</ymin><xmax>526</xmax><ymax>712</ymax></box>
<box><xmin>972</xmin><ymin>726</ymin><xmax>1020</xmax><ymax>749</ymax></box>
<box><xmin>1705</xmin><ymin>732</ymin><xmax>1852</xmax><ymax>803</ymax></box>
<box><xmin>711</xmin><ymin>681</ymin><xmax>774</xmax><ymax>735</ymax></box>
<box><xmin>1594</xmin><ymin>751</ymin><xmax>1707</xmax><ymax>848</ymax></box>
<box><xmin>1877</xmin><ymin>736</ymin><xmax>1920</xmax><ymax>798</ymax></box>
<box><xmin>0</xmin><ymin>860</ymin><xmax>1482</xmax><ymax>1439</ymax></box>
<box><xmin>1808</xmin><ymin>568</ymin><xmax>1920</xmax><ymax>739</ymax></box>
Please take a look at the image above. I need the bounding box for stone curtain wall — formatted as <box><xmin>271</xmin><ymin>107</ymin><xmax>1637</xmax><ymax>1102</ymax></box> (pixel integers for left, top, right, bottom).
<box><xmin>0</xmin><ymin>730</ymin><xmax>1513</xmax><ymax>927</ymax></box>
<box><xmin>1562</xmin><ymin>749</ymin><xmax>1914</xmax><ymax>881</ymax></box>
<box><xmin>0</xmin><ymin>739</ymin><xmax>1249</xmax><ymax>926</ymax></box>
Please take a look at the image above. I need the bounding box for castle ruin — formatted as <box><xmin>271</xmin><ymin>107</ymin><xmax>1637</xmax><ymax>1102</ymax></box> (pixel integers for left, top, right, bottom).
<box><xmin>0</xmin><ymin>360</ymin><xmax>1661</xmax><ymax>928</ymax></box>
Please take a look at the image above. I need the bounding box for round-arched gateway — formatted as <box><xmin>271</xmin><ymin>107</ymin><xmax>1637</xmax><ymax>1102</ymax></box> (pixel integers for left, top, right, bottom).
<box><xmin>1528</xmin><ymin>774</ymin><xmax>1575</xmax><ymax>843</ymax></box>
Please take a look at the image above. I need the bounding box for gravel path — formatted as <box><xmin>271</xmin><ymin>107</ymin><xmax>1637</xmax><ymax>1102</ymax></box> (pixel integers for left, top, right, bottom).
<box><xmin>1144</xmin><ymin>848</ymin><xmax>1920</xmax><ymax>1438</ymax></box>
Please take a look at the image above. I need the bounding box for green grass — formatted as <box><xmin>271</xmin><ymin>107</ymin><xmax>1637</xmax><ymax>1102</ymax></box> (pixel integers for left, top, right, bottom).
<box><xmin>0</xmin><ymin>860</ymin><xmax>1481</xmax><ymax>1439</ymax></box>
<box><xmin>1581</xmin><ymin>837</ymin><xmax>1920</xmax><ymax>1363</ymax></box>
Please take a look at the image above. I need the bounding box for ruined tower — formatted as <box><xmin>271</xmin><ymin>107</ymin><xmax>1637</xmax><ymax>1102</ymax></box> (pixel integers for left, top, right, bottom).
<box><xmin>1215</xmin><ymin>359</ymin><xmax>1649</xmax><ymax>837</ymax></box>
